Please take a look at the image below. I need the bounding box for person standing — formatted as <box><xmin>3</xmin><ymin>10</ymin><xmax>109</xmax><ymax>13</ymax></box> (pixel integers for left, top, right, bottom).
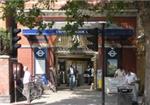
<box><xmin>89</xmin><ymin>66</ymin><xmax>94</xmax><ymax>90</ymax></box>
<box><xmin>48</xmin><ymin>66</ymin><xmax>57</xmax><ymax>92</ymax></box>
<box><xmin>22</xmin><ymin>66</ymin><xmax>31</xmax><ymax>104</ymax></box>
<box><xmin>90</xmin><ymin>66</ymin><xmax>94</xmax><ymax>84</ymax></box>
<box><xmin>68</xmin><ymin>65</ymin><xmax>76</xmax><ymax>90</ymax></box>
<box><xmin>84</xmin><ymin>65</ymin><xmax>91</xmax><ymax>85</ymax></box>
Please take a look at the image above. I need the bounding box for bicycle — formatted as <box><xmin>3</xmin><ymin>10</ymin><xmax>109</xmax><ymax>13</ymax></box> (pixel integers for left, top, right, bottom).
<box><xmin>40</xmin><ymin>74</ymin><xmax>57</xmax><ymax>92</ymax></box>
<box><xmin>30</xmin><ymin>76</ymin><xmax>44</xmax><ymax>100</ymax></box>
<box><xmin>16</xmin><ymin>76</ymin><xmax>43</xmax><ymax>101</ymax></box>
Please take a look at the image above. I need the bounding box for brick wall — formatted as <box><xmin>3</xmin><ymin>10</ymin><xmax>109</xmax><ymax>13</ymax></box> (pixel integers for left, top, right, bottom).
<box><xmin>0</xmin><ymin>55</ymin><xmax>13</xmax><ymax>103</ymax></box>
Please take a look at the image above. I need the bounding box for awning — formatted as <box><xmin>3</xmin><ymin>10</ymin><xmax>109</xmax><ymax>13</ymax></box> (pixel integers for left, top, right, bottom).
<box><xmin>22</xmin><ymin>29</ymin><xmax>58</xmax><ymax>35</ymax></box>
<box><xmin>104</xmin><ymin>28</ymin><xmax>134</xmax><ymax>37</ymax></box>
<box><xmin>22</xmin><ymin>28</ymin><xmax>134</xmax><ymax>37</ymax></box>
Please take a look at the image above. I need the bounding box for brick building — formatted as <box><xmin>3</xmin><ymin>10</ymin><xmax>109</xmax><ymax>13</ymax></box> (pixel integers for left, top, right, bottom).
<box><xmin>17</xmin><ymin>4</ymin><xmax>137</xmax><ymax>86</ymax></box>
<box><xmin>0</xmin><ymin>0</ymin><xmax>141</xmax><ymax>103</ymax></box>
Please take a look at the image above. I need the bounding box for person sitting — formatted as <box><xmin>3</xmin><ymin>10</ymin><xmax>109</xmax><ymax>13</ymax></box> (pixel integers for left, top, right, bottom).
<box><xmin>125</xmin><ymin>70</ymin><xmax>139</xmax><ymax>105</ymax></box>
<box><xmin>114</xmin><ymin>68</ymin><xmax>125</xmax><ymax>78</ymax></box>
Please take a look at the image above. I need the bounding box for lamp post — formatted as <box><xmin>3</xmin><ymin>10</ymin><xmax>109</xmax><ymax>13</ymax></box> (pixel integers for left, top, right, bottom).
<box><xmin>101</xmin><ymin>23</ymin><xmax>105</xmax><ymax>105</ymax></box>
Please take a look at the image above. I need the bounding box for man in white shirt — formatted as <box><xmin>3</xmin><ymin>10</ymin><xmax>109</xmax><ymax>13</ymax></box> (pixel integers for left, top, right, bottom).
<box><xmin>68</xmin><ymin>65</ymin><xmax>76</xmax><ymax>90</ymax></box>
<box><xmin>22</xmin><ymin>66</ymin><xmax>31</xmax><ymax>104</ymax></box>
<box><xmin>125</xmin><ymin>71</ymin><xmax>137</xmax><ymax>84</ymax></box>
<box><xmin>125</xmin><ymin>70</ymin><xmax>138</xmax><ymax>105</ymax></box>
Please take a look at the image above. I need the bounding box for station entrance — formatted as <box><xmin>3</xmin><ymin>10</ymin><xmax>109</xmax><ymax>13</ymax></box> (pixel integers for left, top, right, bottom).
<box><xmin>55</xmin><ymin>52</ymin><xmax>96</xmax><ymax>89</ymax></box>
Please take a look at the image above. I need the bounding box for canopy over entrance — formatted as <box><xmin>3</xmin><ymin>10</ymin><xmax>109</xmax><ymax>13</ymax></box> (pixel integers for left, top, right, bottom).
<box><xmin>22</xmin><ymin>21</ymin><xmax>134</xmax><ymax>38</ymax></box>
<box><xmin>22</xmin><ymin>28</ymin><xmax>134</xmax><ymax>38</ymax></box>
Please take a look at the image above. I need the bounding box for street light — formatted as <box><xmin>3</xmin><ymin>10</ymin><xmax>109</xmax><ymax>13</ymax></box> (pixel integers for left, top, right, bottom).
<box><xmin>87</xmin><ymin>22</ymin><xmax>106</xmax><ymax>105</ymax></box>
<box><xmin>101</xmin><ymin>23</ymin><xmax>106</xmax><ymax>105</ymax></box>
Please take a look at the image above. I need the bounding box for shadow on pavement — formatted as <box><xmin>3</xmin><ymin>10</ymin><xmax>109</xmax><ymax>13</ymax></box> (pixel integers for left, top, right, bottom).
<box><xmin>45</xmin><ymin>89</ymin><xmax>102</xmax><ymax>105</ymax></box>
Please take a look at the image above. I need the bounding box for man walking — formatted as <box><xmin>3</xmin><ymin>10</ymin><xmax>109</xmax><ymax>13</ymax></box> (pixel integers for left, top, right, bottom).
<box><xmin>22</xmin><ymin>66</ymin><xmax>31</xmax><ymax>104</ymax></box>
<box><xmin>68</xmin><ymin>65</ymin><xmax>77</xmax><ymax>90</ymax></box>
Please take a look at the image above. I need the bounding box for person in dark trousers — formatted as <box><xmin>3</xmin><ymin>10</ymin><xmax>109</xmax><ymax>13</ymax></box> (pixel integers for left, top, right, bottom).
<box><xmin>68</xmin><ymin>65</ymin><xmax>77</xmax><ymax>90</ymax></box>
<box><xmin>84</xmin><ymin>65</ymin><xmax>91</xmax><ymax>84</ymax></box>
<box><xmin>48</xmin><ymin>66</ymin><xmax>57</xmax><ymax>92</ymax></box>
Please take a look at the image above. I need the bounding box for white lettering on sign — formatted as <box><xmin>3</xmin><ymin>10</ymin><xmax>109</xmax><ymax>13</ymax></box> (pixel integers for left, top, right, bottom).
<box><xmin>108</xmin><ymin>49</ymin><xmax>117</xmax><ymax>57</ymax></box>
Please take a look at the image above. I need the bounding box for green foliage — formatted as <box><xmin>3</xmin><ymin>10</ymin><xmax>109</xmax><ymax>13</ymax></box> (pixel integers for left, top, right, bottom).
<box><xmin>1</xmin><ymin>0</ymin><xmax>56</xmax><ymax>29</ymax></box>
<box><xmin>62</xmin><ymin>0</ymin><xmax>126</xmax><ymax>28</ymax></box>
<box><xmin>1</xmin><ymin>0</ymin><xmax>24</xmax><ymax>19</ymax></box>
<box><xmin>61</xmin><ymin>0</ymin><xmax>90</xmax><ymax>36</ymax></box>
<box><xmin>0</xmin><ymin>28</ymin><xmax>10</xmax><ymax>55</ymax></box>
<box><xmin>102</xmin><ymin>1</ymin><xmax>126</xmax><ymax>21</ymax></box>
<box><xmin>69</xmin><ymin>42</ymin><xmax>80</xmax><ymax>52</ymax></box>
<box><xmin>61</xmin><ymin>0</ymin><xmax>126</xmax><ymax>50</ymax></box>
<box><xmin>0</xmin><ymin>0</ymin><xmax>128</xmax><ymax>51</ymax></box>
<box><xmin>0</xmin><ymin>0</ymin><xmax>126</xmax><ymax>31</ymax></box>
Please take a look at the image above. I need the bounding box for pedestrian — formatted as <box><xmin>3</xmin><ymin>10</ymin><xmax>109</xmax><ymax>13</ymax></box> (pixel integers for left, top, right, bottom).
<box><xmin>125</xmin><ymin>70</ymin><xmax>139</xmax><ymax>105</ymax></box>
<box><xmin>22</xmin><ymin>66</ymin><xmax>31</xmax><ymax>104</ymax></box>
<box><xmin>84</xmin><ymin>65</ymin><xmax>91</xmax><ymax>85</ymax></box>
<box><xmin>86</xmin><ymin>65</ymin><xmax>94</xmax><ymax>85</ymax></box>
<box><xmin>90</xmin><ymin>66</ymin><xmax>94</xmax><ymax>84</ymax></box>
<box><xmin>74</xmin><ymin>66</ymin><xmax>79</xmax><ymax>87</ymax></box>
<box><xmin>48</xmin><ymin>66</ymin><xmax>57</xmax><ymax>92</ymax></box>
<box><xmin>114</xmin><ymin>68</ymin><xmax>125</xmax><ymax>78</ymax></box>
<box><xmin>68</xmin><ymin>65</ymin><xmax>77</xmax><ymax>90</ymax></box>
<box><xmin>89</xmin><ymin>66</ymin><xmax>94</xmax><ymax>90</ymax></box>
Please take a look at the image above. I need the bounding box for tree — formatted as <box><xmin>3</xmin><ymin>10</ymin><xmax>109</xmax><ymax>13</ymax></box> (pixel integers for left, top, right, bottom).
<box><xmin>1</xmin><ymin>0</ymin><xmax>56</xmax><ymax>29</ymax></box>
<box><xmin>136</xmin><ymin>1</ymin><xmax>150</xmax><ymax>104</ymax></box>
<box><xmin>0</xmin><ymin>28</ymin><xmax>10</xmax><ymax>55</ymax></box>
<box><xmin>0</xmin><ymin>0</ymin><xmax>126</xmax><ymax>51</ymax></box>
<box><xmin>0</xmin><ymin>0</ymin><xmax>56</xmax><ymax>55</ymax></box>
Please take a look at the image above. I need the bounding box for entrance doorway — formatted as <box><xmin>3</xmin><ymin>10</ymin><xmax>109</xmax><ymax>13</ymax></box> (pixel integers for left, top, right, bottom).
<box><xmin>57</xmin><ymin>57</ymin><xmax>93</xmax><ymax>89</ymax></box>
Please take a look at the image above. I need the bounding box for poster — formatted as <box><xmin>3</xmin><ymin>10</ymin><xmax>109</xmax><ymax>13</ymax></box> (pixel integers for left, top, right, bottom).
<box><xmin>107</xmin><ymin>59</ymin><xmax>118</xmax><ymax>76</ymax></box>
<box><xmin>35</xmin><ymin>59</ymin><xmax>46</xmax><ymax>74</ymax></box>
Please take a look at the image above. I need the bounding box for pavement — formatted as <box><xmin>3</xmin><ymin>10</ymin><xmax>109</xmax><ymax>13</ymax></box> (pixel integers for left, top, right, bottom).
<box><xmin>0</xmin><ymin>85</ymin><xmax>143</xmax><ymax>105</ymax></box>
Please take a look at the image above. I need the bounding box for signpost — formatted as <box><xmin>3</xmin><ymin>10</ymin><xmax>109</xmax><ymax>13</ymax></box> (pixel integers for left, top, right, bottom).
<box><xmin>101</xmin><ymin>23</ymin><xmax>106</xmax><ymax>105</ymax></box>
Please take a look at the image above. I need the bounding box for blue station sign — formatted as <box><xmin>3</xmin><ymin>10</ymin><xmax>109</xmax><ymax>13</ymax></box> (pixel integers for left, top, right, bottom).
<box><xmin>34</xmin><ymin>48</ymin><xmax>46</xmax><ymax>59</ymax></box>
<box><xmin>23</xmin><ymin>28</ymin><xmax>134</xmax><ymax>38</ymax></box>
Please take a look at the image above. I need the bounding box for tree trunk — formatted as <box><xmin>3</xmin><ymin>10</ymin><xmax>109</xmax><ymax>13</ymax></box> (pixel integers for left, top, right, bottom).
<box><xmin>144</xmin><ymin>20</ymin><xmax>150</xmax><ymax>104</ymax></box>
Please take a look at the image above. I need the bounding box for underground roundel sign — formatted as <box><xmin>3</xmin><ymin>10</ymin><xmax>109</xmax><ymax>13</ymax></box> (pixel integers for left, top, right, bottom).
<box><xmin>34</xmin><ymin>48</ymin><xmax>46</xmax><ymax>59</ymax></box>
<box><xmin>108</xmin><ymin>49</ymin><xmax>117</xmax><ymax>58</ymax></box>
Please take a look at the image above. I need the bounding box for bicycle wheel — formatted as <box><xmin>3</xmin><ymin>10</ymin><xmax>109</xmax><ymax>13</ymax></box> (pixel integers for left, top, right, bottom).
<box><xmin>49</xmin><ymin>85</ymin><xmax>57</xmax><ymax>92</ymax></box>
<box><xmin>30</xmin><ymin>83</ymin><xmax>40</xmax><ymax>99</ymax></box>
<box><xmin>35</xmin><ymin>83</ymin><xmax>43</xmax><ymax>97</ymax></box>
<box><xmin>30</xmin><ymin>86</ymin><xmax>39</xmax><ymax>100</ymax></box>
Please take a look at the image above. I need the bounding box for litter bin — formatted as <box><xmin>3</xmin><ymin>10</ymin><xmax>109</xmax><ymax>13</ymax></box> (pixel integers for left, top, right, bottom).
<box><xmin>117</xmin><ymin>86</ymin><xmax>133</xmax><ymax>105</ymax></box>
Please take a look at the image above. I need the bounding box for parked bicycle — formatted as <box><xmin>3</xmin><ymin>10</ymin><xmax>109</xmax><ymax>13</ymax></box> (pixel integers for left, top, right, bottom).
<box><xmin>40</xmin><ymin>74</ymin><xmax>57</xmax><ymax>92</ymax></box>
<box><xmin>30</xmin><ymin>76</ymin><xmax>44</xmax><ymax>100</ymax></box>
<box><xmin>16</xmin><ymin>76</ymin><xmax>43</xmax><ymax>101</ymax></box>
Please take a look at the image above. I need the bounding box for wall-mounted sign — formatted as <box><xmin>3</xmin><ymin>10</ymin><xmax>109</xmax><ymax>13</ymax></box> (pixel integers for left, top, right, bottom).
<box><xmin>34</xmin><ymin>48</ymin><xmax>46</xmax><ymax>59</ymax></box>
<box><xmin>34</xmin><ymin>47</ymin><xmax>47</xmax><ymax>75</ymax></box>
<box><xmin>108</xmin><ymin>49</ymin><xmax>117</xmax><ymax>57</ymax></box>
